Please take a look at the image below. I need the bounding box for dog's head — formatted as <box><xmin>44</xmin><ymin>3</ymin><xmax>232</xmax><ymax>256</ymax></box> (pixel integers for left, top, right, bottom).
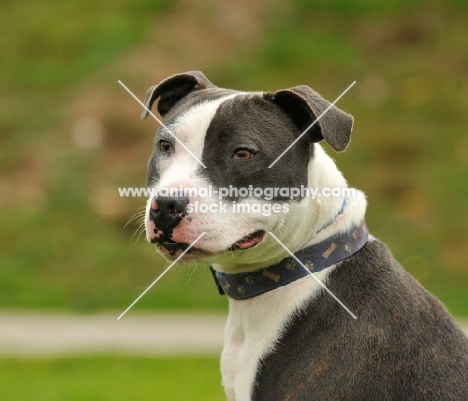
<box><xmin>142</xmin><ymin>71</ymin><xmax>354</xmax><ymax>271</ymax></box>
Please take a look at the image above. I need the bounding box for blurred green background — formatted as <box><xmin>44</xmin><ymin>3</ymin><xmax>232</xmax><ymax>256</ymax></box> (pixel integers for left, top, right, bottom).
<box><xmin>0</xmin><ymin>0</ymin><xmax>467</xmax><ymax>399</ymax></box>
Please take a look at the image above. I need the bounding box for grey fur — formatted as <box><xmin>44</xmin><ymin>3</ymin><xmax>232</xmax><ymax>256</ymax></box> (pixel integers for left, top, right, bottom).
<box><xmin>253</xmin><ymin>240</ymin><xmax>468</xmax><ymax>400</ymax></box>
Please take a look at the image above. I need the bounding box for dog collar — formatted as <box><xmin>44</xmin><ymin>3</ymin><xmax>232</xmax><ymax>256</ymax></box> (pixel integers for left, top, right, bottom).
<box><xmin>210</xmin><ymin>221</ymin><xmax>368</xmax><ymax>300</ymax></box>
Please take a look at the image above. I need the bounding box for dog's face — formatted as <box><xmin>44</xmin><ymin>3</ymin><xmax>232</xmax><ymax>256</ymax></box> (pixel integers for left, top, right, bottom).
<box><xmin>143</xmin><ymin>71</ymin><xmax>353</xmax><ymax>270</ymax></box>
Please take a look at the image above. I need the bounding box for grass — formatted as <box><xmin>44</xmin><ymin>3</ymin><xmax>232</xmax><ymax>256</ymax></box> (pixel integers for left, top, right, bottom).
<box><xmin>0</xmin><ymin>356</ymin><xmax>224</xmax><ymax>401</ymax></box>
<box><xmin>0</xmin><ymin>0</ymin><xmax>174</xmax><ymax>90</ymax></box>
<box><xmin>0</xmin><ymin>0</ymin><xmax>467</xmax><ymax>315</ymax></box>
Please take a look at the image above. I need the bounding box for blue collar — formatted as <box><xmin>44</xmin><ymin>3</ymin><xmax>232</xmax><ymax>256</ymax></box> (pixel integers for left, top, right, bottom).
<box><xmin>210</xmin><ymin>220</ymin><xmax>368</xmax><ymax>300</ymax></box>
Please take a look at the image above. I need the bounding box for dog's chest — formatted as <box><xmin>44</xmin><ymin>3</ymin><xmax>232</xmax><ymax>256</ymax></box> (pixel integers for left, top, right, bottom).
<box><xmin>220</xmin><ymin>271</ymin><xmax>330</xmax><ymax>401</ymax></box>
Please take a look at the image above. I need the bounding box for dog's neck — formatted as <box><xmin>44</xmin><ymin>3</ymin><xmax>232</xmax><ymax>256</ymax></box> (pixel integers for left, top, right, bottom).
<box><xmin>212</xmin><ymin>219</ymin><xmax>368</xmax><ymax>300</ymax></box>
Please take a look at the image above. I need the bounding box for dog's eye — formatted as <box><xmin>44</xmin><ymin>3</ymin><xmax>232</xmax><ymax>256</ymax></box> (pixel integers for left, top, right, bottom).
<box><xmin>159</xmin><ymin>140</ymin><xmax>173</xmax><ymax>154</ymax></box>
<box><xmin>233</xmin><ymin>148</ymin><xmax>256</xmax><ymax>160</ymax></box>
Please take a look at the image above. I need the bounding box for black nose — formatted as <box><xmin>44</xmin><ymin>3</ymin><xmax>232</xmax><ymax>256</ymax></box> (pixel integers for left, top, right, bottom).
<box><xmin>149</xmin><ymin>195</ymin><xmax>189</xmax><ymax>238</ymax></box>
<box><xmin>155</xmin><ymin>195</ymin><xmax>189</xmax><ymax>215</ymax></box>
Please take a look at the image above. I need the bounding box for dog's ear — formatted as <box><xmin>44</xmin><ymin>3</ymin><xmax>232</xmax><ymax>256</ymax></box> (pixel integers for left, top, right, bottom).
<box><xmin>141</xmin><ymin>71</ymin><xmax>216</xmax><ymax>120</ymax></box>
<box><xmin>263</xmin><ymin>85</ymin><xmax>354</xmax><ymax>152</ymax></box>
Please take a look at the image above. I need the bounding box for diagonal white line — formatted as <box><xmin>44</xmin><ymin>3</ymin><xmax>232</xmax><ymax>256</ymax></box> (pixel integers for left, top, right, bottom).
<box><xmin>268</xmin><ymin>81</ymin><xmax>356</xmax><ymax>168</ymax></box>
<box><xmin>117</xmin><ymin>232</ymin><xmax>206</xmax><ymax>320</ymax></box>
<box><xmin>268</xmin><ymin>232</ymin><xmax>357</xmax><ymax>319</ymax></box>
<box><xmin>118</xmin><ymin>80</ymin><xmax>207</xmax><ymax>169</ymax></box>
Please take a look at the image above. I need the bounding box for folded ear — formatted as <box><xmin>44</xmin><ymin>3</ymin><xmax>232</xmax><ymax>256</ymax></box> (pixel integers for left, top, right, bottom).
<box><xmin>263</xmin><ymin>85</ymin><xmax>354</xmax><ymax>152</ymax></box>
<box><xmin>141</xmin><ymin>71</ymin><xmax>216</xmax><ymax>120</ymax></box>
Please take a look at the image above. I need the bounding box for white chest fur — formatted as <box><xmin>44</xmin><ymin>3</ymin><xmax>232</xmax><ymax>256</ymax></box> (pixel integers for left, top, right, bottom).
<box><xmin>220</xmin><ymin>269</ymin><xmax>331</xmax><ymax>401</ymax></box>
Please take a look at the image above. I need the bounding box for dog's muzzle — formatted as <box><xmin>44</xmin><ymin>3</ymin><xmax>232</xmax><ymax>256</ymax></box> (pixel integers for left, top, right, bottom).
<box><xmin>149</xmin><ymin>195</ymin><xmax>189</xmax><ymax>248</ymax></box>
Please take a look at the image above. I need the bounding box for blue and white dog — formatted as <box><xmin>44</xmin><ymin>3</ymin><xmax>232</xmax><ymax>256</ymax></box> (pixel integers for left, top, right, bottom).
<box><xmin>142</xmin><ymin>71</ymin><xmax>468</xmax><ymax>401</ymax></box>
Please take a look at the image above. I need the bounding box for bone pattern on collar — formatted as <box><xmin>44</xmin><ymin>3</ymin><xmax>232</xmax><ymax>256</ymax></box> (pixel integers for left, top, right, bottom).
<box><xmin>211</xmin><ymin>221</ymin><xmax>368</xmax><ymax>300</ymax></box>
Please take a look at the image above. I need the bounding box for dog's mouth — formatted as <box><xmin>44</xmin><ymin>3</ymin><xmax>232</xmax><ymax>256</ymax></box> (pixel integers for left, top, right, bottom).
<box><xmin>229</xmin><ymin>229</ymin><xmax>266</xmax><ymax>251</ymax></box>
<box><xmin>157</xmin><ymin>239</ymin><xmax>191</xmax><ymax>254</ymax></box>
<box><xmin>155</xmin><ymin>230</ymin><xmax>266</xmax><ymax>255</ymax></box>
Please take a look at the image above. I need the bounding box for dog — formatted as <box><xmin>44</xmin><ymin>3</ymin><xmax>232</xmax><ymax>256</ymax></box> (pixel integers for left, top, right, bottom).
<box><xmin>141</xmin><ymin>71</ymin><xmax>468</xmax><ymax>400</ymax></box>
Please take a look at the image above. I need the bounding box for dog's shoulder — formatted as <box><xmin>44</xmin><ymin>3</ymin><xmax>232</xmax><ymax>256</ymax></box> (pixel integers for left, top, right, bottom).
<box><xmin>252</xmin><ymin>239</ymin><xmax>468</xmax><ymax>401</ymax></box>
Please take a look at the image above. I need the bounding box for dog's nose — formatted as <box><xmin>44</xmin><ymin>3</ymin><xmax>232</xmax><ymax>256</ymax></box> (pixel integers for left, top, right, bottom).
<box><xmin>149</xmin><ymin>195</ymin><xmax>189</xmax><ymax>237</ymax></box>
<box><xmin>151</xmin><ymin>195</ymin><xmax>189</xmax><ymax>215</ymax></box>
